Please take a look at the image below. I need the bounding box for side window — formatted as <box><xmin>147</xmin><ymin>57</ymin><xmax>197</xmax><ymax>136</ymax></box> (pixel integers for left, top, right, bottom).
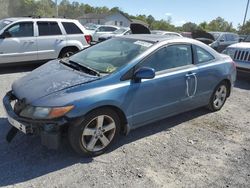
<box><xmin>38</xmin><ymin>22</ymin><xmax>62</xmax><ymax>36</ymax></box>
<box><xmin>62</xmin><ymin>22</ymin><xmax>83</xmax><ymax>34</ymax></box>
<box><xmin>225</xmin><ymin>34</ymin><xmax>234</xmax><ymax>41</ymax></box>
<box><xmin>108</xmin><ymin>27</ymin><xmax>117</xmax><ymax>32</ymax></box>
<box><xmin>220</xmin><ymin>34</ymin><xmax>226</xmax><ymax>42</ymax></box>
<box><xmin>125</xmin><ymin>30</ymin><xmax>131</xmax><ymax>35</ymax></box>
<box><xmin>139</xmin><ymin>44</ymin><xmax>192</xmax><ymax>72</ymax></box>
<box><xmin>195</xmin><ymin>46</ymin><xmax>214</xmax><ymax>64</ymax></box>
<box><xmin>97</xmin><ymin>26</ymin><xmax>105</xmax><ymax>32</ymax></box>
<box><xmin>6</xmin><ymin>22</ymin><xmax>33</xmax><ymax>38</ymax></box>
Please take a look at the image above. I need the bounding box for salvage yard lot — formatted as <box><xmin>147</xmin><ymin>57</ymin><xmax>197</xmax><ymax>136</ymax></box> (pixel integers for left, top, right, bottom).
<box><xmin>0</xmin><ymin>66</ymin><xmax>249</xmax><ymax>188</ymax></box>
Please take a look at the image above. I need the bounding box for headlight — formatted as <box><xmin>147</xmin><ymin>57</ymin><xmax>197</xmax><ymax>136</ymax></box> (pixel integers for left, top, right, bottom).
<box><xmin>20</xmin><ymin>105</ymin><xmax>74</xmax><ymax>119</ymax></box>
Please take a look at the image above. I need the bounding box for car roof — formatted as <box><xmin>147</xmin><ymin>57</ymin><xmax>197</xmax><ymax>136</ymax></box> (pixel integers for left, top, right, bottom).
<box><xmin>118</xmin><ymin>34</ymin><xmax>221</xmax><ymax>58</ymax></box>
<box><xmin>2</xmin><ymin>17</ymin><xmax>79</xmax><ymax>22</ymax></box>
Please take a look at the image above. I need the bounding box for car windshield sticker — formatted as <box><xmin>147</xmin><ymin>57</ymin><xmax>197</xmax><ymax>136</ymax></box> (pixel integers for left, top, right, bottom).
<box><xmin>134</xmin><ymin>41</ymin><xmax>153</xmax><ymax>48</ymax></box>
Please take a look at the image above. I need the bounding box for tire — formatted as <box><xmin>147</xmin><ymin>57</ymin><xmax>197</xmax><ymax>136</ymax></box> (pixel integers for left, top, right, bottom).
<box><xmin>68</xmin><ymin>108</ymin><xmax>121</xmax><ymax>156</ymax></box>
<box><xmin>207</xmin><ymin>81</ymin><xmax>229</xmax><ymax>112</ymax></box>
<box><xmin>59</xmin><ymin>47</ymin><xmax>78</xmax><ymax>58</ymax></box>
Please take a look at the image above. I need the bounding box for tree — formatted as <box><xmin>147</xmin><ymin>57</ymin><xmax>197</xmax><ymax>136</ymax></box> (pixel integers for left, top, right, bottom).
<box><xmin>151</xmin><ymin>19</ymin><xmax>176</xmax><ymax>31</ymax></box>
<box><xmin>199</xmin><ymin>21</ymin><xmax>208</xmax><ymax>31</ymax></box>
<box><xmin>206</xmin><ymin>17</ymin><xmax>236</xmax><ymax>32</ymax></box>
<box><xmin>238</xmin><ymin>20</ymin><xmax>250</xmax><ymax>34</ymax></box>
<box><xmin>146</xmin><ymin>15</ymin><xmax>155</xmax><ymax>29</ymax></box>
<box><xmin>182</xmin><ymin>22</ymin><xmax>198</xmax><ymax>32</ymax></box>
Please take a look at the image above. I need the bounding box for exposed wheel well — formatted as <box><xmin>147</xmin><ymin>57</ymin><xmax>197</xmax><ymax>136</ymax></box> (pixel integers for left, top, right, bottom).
<box><xmin>221</xmin><ymin>79</ymin><xmax>231</xmax><ymax>97</ymax></box>
<box><xmin>58</xmin><ymin>46</ymin><xmax>79</xmax><ymax>58</ymax></box>
<box><xmin>87</xmin><ymin>106</ymin><xmax>128</xmax><ymax>135</ymax></box>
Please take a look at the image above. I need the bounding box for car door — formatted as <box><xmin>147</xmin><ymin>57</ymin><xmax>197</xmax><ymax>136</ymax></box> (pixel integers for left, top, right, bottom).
<box><xmin>36</xmin><ymin>21</ymin><xmax>66</xmax><ymax>60</ymax></box>
<box><xmin>0</xmin><ymin>21</ymin><xmax>37</xmax><ymax>64</ymax></box>
<box><xmin>130</xmin><ymin>44</ymin><xmax>197</xmax><ymax>127</ymax></box>
<box><xmin>217</xmin><ymin>34</ymin><xmax>228</xmax><ymax>52</ymax></box>
<box><xmin>190</xmin><ymin>45</ymin><xmax>219</xmax><ymax>108</ymax></box>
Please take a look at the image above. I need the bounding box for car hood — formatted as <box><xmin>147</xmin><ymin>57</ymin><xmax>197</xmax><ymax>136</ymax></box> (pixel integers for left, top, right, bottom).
<box><xmin>12</xmin><ymin>60</ymin><xmax>99</xmax><ymax>103</ymax></box>
<box><xmin>192</xmin><ymin>30</ymin><xmax>215</xmax><ymax>44</ymax></box>
<box><xmin>228</xmin><ymin>42</ymin><xmax>250</xmax><ymax>49</ymax></box>
<box><xmin>130</xmin><ymin>23</ymin><xmax>151</xmax><ymax>34</ymax></box>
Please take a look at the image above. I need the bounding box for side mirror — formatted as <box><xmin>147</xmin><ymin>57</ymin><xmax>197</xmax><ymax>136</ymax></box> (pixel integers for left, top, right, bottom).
<box><xmin>134</xmin><ymin>67</ymin><xmax>155</xmax><ymax>81</ymax></box>
<box><xmin>0</xmin><ymin>31</ymin><xmax>11</xmax><ymax>39</ymax></box>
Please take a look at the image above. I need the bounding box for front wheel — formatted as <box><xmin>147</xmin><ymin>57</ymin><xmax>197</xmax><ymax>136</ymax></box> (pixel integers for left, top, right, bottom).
<box><xmin>207</xmin><ymin>81</ymin><xmax>229</xmax><ymax>111</ymax></box>
<box><xmin>68</xmin><ymin>108</ymin><xmax>120</xmax><ymax>156</ymax></box>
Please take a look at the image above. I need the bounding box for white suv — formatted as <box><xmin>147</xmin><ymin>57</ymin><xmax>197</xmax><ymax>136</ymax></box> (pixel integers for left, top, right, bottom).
<box><xmin>0</xmin><ymin>17</ymin><xmax>91</xmax><ymax>64</ymax></box>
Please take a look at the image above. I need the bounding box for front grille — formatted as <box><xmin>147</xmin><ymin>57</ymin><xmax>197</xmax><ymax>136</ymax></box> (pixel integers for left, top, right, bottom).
<box><xmin>14</xmin><ymin>98</ymin><xmax>27</xmax><ymax>115</ymax></box>
<box><xmin>9</xmin><ymin>93</ymin><xmax>27</xmax><ymax>115</ymax></box>
<box><xmin>233</xmin><ymin>50</ymin><xmax>250</xmax><ymax>62</ymax></box>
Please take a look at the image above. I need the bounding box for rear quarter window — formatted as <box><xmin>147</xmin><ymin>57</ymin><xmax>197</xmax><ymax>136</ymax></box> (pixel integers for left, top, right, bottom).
<box><xmin>195</xmin><ymin>46</ymin><xmax>215</xmax><ymax>64</ymax></box>
<box><xmin>62</xmin><ymin>22</ymin><xmax>83</xmax><ymax>34</ymax></box>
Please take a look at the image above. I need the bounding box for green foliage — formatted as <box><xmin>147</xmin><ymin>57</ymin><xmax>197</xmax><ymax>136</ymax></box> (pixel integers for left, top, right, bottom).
<box><xmin>198</xmin><ymin>17</ymin><xmax>236</xmax><ymax>32</ymax></box>
<box><xmin>238</xmin><ymin>20</ymin><xmax>250</xmax><ymax>34</ymax></box>
<box><xmin>181</xmin><ymin>22</ymin><xmax>198</xmax><ymax>32</ymax></box>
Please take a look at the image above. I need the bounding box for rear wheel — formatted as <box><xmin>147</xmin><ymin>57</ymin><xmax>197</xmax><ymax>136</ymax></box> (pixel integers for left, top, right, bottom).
<box><xmin>207</xmin><ymin>81</ymin><xmax>229</xmax><ymax>111</ymax></box>
<box><xmin>68</xmin><ymin>108</ymin><xmax>120</xmax><ymax>156</ymax></box>
<box><xmin>59</xmin><ymin>47</ymin><xmax>78</xmax><ymax>58</ymax></box>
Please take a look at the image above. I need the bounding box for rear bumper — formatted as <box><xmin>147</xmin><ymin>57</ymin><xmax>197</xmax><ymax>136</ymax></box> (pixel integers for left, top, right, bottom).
<box><xmin>3</xmin><ymin>91</ymin><xmax>68</xmax><ymax>149</ymax></box>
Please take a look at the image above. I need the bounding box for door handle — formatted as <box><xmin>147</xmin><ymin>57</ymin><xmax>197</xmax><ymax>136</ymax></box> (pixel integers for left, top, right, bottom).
<box><xmin>56</xmin><ymin>39</ymin><xmax>64</xmax><ymax>42</ymax></box>
<box><xmin>186</xmin><ymin>72</ymin><xmax>198</xmax><ymax>97</ymax></box>
<box><xmin>29</xmin><ymin>40</ymin><xmax>35</xmax><ymax>43</ymax></box>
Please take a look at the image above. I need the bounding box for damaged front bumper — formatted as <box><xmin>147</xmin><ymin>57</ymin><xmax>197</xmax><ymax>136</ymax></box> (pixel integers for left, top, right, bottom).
<box><xmin>3</xmin><ymin>91</ymin><xmax>69</xmax><ymax>149</ymax></box>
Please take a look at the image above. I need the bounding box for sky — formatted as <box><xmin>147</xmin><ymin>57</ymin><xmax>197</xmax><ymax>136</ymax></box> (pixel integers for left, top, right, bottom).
<box><xmin>64</xmin><ymin>0</ymin><xmax>249</xmax><ymax>28</ymax></box>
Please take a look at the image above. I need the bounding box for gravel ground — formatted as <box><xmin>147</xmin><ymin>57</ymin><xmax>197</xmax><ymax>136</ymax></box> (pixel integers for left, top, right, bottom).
<box><xmin>0</xmin><ymin>66</ymin><xmax>249</xmax><ymax>188</ymax></box>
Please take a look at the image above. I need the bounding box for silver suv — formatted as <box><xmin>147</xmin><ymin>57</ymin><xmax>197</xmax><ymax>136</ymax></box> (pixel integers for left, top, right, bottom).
<box><xmin>0</xmin><ymin>17</ymin><xmax>91</xmax><ymax>64</ymax></box>
<box><xmin>209</xmin><ymin>32</ymin><xmax>239</xmax><ymax>52</ymax></box>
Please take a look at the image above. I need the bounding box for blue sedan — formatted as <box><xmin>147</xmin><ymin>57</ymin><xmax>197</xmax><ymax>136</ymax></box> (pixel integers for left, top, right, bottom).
<box><xmin>3</xmin><ymin>34</ymin><xmax>236</xmax><ymax>156</ymax></box>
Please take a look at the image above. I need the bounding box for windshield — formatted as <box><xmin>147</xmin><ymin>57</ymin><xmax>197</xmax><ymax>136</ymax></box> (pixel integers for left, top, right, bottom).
<box><xmin>113</xmin><ymin>28</ymin><xmax>127</xmax><ymax>34</ymax></box>
<box><xmin>209</xmin><ymin>32</ymin><xmax>220</xmax><ymax>40</ymax></box>
<box><xmin>244</xmin><ymin>35</ymin><xmax>250</xmax><ymax>42</ymax></box>
<box><xmin>0</xmin><ymin>20</ymin><xmax>12</xmax><ymax>31</ymax></box>
<box><xmin>69</xmin><ymin>38</ymin><xmax>153</xmax><ymax>74</ymax></box>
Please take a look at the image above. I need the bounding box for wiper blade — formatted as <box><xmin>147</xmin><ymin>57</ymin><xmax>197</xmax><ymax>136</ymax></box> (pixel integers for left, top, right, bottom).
<box><xmin>60</xmin><ymin>59</ymin><xmax>100</xmax><ymax>77</ymax></box>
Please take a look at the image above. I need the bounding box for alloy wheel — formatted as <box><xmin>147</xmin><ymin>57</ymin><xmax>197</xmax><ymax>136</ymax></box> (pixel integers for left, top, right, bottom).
<box><xmin>81</xmin><ymin>115</ymin><xmax>116</xmax><ymax>152</ymax></box>
<box><xmin>213</xmin><ymin>85</ymin><xmax>227</xmax><ymax>109</ymax></box>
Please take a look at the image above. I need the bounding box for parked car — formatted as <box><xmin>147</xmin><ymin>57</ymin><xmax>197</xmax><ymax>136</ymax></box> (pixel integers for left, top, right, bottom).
<box><xmin>3</xmin><ymin>35</ymin><xmax>236</xmax><ymax>156</ymax></box>
<box><xmin>91</xmin><ymin>25</ymin><xmax>119</xmax><ymax>42</ymax></box>
<box><xmin>83</xmin><ymin>23</ymin><xmax>100</xmax><ymax>38</ymax></box>
<box><xmin>151</xmin><ymin>30</ymin><xmax>182</xmax><ymax>37</ymax></box>
<box><xmin>98</xmin><ymin>27</ymin><xmax>131</xmax><ymax>42</ymax></box>
<box><xmin>222</xmin><ymin>35</ymin><xmax>250</xmax><ymax>73</ymax></box>
<box><xmin>209</xmin><ymin>32</ymin><xmax>239</xmax><ymax>52</ymax></box>
<box><xmin>0</xmin><ymin>17</ymin><xmax>91</xmax><ymax>65</ymax></box>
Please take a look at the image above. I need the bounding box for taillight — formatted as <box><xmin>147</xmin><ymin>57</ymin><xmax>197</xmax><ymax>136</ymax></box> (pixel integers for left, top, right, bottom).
<box><xmin>84</xmin><ymin>35</ymin><xmax>92</xmax><ymax>44</ymax></box>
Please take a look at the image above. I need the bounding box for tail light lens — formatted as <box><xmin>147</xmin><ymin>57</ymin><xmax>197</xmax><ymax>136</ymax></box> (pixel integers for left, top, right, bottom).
<box><xmin>84</xmin><ymin>35</ymin><xmax>92</xmax><ymax>44</ymax></box>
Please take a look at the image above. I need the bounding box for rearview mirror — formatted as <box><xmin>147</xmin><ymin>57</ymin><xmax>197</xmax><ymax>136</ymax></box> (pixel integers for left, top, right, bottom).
<box><xmin>134</xmin><ymin>67</ymin><xmax>155</xmax><ymax>81</ymax></box>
